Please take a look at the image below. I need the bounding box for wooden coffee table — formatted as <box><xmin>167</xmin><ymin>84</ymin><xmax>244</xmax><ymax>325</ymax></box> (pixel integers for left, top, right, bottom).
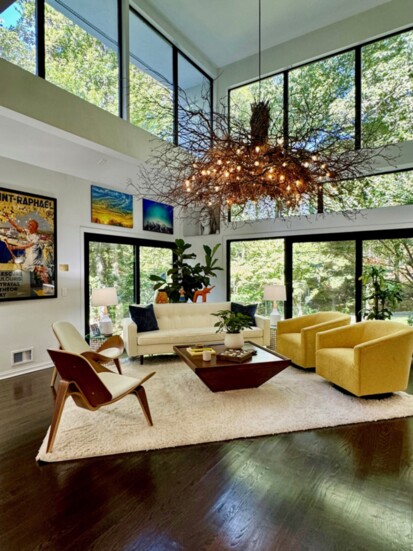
<box><xmin>173</xmin><ymin>341</ymin><xmax>290</xmax><ymax>392</ymax></box>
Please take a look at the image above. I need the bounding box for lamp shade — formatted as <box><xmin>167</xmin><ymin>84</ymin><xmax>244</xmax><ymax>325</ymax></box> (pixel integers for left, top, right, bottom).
<box><xmin>91</xmin><ymin>287</ymin><xmax>118</xmax><ymax>307</ymax></box>
<box><xmin>264</xmin><ymin>284</ymin><xmax>286</xmax><ymax>301</ymax></box>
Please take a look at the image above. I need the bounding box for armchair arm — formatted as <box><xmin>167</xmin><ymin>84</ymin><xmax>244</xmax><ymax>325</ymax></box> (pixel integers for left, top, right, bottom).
<box><xmin>316</xmin><ymin>323</ymin><xmax>362</xmax><ymax>350</ymax></box>
<box><xmin>277</xmin><ymin>315</ymin><xmax>317</xmax><ymax>335</ymax></box>
<box><xmin>255</xmin><ymin>314</ymin><xmax>270</xmax><ymax>346</ymax></box>
<box><xmin>97</xmin><ymin>334</ymin><xmax>124</xmax><ymax>356</ymax></box>
<box><xmin>355</xmin><ymin>330</ymin><xmax>413</xmax><ymax>363</ymax></box>
<box><xmin>122</xmin><ymin>318</ymin><xmax>138</xmax><ymax>357</ymax></box>
<box><xmin>301</xmin><ymin>318</ymin><xmax>350</xmax><ymax>360</ymax></box>
<box><xmin>80</xmin><ymin>351</ymin><xmax>113</xmax><ymax>373</ymax></box>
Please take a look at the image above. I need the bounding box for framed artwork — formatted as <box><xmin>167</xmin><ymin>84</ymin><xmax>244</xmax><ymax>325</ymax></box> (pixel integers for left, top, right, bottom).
<box><xmin>91</xmin><ymin>185</ymin><xmax>133</xmax><ymax>228</ymax></box>
<box><xmin>143</xmin><ymin>199</ymin><xmax>173</xmax><ymax>234</ymax></box>
<box><xmin>183</xmin><ymin>205</ymin><xmax>220</xmax><ymax>236</ymax></box>
<box><xmin>0</xmin><ymin>187</ymin><xmax>57</xmax><ymax>301</ymax></box>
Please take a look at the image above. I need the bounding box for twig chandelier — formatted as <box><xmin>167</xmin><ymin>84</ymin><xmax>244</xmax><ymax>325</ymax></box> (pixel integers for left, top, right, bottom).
<box><xmin>135</xmin><ymin>0</ymin><xmax>397</xmax><ymax>218</ymax></box>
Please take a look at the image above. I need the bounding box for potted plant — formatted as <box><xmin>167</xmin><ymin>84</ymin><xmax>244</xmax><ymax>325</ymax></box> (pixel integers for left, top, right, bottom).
<box><xmin>359</xmin><ymin>265</ymin><xmax>404</xmax><ymax>320</ymax></box>
<box><xmin>212</xmin><ymin>309</ymin><xmax>252</xmax><ymax>349</ymax></box>
<box><xmin>149</xmin><ymin>239</ymin><xmax>222</xmax><ymax>303</ymax></box>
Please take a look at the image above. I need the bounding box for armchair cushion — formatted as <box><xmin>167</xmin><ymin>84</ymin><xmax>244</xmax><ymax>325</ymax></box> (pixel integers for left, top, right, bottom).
<box><xmin>129</xmin><ymin>304</ymin><xmax>159</xmax><ymax>333</ymax></box>
<box><xmin>231</xmin><ymin>302</ymin><xmax>257</xmax><ymax>326</ymax></box>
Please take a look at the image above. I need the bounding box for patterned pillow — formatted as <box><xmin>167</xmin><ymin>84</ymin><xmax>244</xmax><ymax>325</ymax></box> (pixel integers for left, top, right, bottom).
<box><xmin>230</xmin><ymin>302</ymin><xmax>257</xmax><ymax>327</ymax></box>
<box><xmin>129</xmin><ymin>304</ymin><xmax>159</xmax><ymax>332</ymax></box>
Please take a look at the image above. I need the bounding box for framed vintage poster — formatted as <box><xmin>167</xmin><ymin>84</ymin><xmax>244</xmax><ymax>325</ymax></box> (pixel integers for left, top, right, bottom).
<box><xmin>142</xmin><ymin>198</ymin><xmax>174</xmax><ymax>234</ymax></box>
<box><xmin>91</xmin><ymin>185</ymin><xmax>133</xmax><ymax>228</ymax></box>
<box><xmin>0</xmin><ymin>187</ymin><xmax>57</xmax><ymax>301</ymax></box>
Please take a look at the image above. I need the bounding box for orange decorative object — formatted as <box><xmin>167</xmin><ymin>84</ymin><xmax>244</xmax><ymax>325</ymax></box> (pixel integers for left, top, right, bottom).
<box><xmin>156</xmin><ymin>291</ymin><xmax>169</xmax><ymax>304</ymax></box>
<box><xmin>193</xmin><ymin>286</ymin><xmax>215</xmax><ymax>303</ymax></box>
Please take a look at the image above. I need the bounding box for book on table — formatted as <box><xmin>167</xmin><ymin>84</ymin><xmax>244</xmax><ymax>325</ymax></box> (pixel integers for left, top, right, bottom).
<box><xmin>186</xmin><ymin>347</ymin><xmax>216</xmax><ymax>357</ymax></box>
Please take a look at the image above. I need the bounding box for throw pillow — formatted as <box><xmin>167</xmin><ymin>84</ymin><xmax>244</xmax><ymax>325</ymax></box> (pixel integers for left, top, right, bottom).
<box><xmin>129</xmin><ymin>304</ymin><xmax>159</xmax><ymax>332</ymax></box>
<box><xmin>231</xmin><ymin>302</ymin><xmax>257</xmax><ymax>327</ymax></box>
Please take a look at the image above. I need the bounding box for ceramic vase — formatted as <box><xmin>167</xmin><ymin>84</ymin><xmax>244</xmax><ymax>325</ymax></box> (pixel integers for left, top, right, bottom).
<box><xmin>224</xmin><ymin>332</ymin><xmax>244</xmax><ymax>349</ymax></box>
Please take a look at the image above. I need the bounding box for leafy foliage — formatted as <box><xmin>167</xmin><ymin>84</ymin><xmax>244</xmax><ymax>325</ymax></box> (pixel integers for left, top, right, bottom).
<box><xmin>360</xmin><ymin>265</ymin><xmax>404</xmax><ymax>320</ymax></box>
<box><xmin>149</xmin><ymin>239</ymin><xmax>222</xmax><ymax>303</ymax></box>
<box><xmin>212</xmin><ymin>310</ymin><xmax>252</xmax><ymax>334</ymax></box>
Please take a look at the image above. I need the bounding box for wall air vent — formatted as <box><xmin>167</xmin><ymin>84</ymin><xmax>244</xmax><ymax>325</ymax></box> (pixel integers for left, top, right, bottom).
<box><xmin>11</xmin><ymin>348</ymin><xmax>33</xmax><ymax>367</ymax></box>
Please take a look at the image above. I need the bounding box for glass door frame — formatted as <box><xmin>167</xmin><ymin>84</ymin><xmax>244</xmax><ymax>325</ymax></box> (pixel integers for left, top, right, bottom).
<box><xmin>227</xmin><ymin>227</ymin><xmax>413</xmax><ymax>321</ymax></box>
<box><xmin>84</xmin><ymin>232</ymin><xmax>174</xmax><ymax>336</ymax></box>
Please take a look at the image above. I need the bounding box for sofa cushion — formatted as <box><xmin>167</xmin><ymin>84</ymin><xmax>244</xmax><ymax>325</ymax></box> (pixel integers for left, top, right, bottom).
<box><xmin>129</xmin><ymin>304</ymin><xmax>159</xmax><ymax>333</ymax></box>
<box><xmin>137</xmin><ymin>326</ymin><xmax>264</xmax><ymax>346</ymax></box>
<box><xmin>231</xmin><ymin>302</ymin><xmax>257</xmax><ymax>326</ymax></box>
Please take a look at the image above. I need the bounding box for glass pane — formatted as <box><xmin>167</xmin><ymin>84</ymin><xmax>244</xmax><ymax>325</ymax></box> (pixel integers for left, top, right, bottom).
<box><xmin>88</xmin><ymin>242</ymin><xmax>134</xmax><ymax>334</ymax></box>
<box><xmin>362</xmin><ymin>30</ymin><xmax>413</xmax><ymax>147</ymax></box>
<box><xmin>292</xmin><ymin>241</ymin><xmax>355</xmax><ymax>317</ymax></box>
<box><xmin>230</xmin><ymin>74</ymin><xmax>284</xmax><ymax>138</ymax></box>
<box><xmin>230</xmin><ymin>239</ymin><xmax>284</xmax><ymax>315</ymax></box>
<box><xmin>323</xmin><ymin>170</ymin><xmax>413</xmax><ymax>212</ymax></box>
<box><xmin>362</xmin><ymin>238</ymin><xmax>413</xmax><ymax>323</ymax></box>
<box><xmin>178</xmin><ymin>53</ymin><xmax>211</xmax><ymax>149</ymax></box>
<box><xmin>139</xmin><ymin>246</ymin><xmax>173</xmax><ymax>305</ymax></box>
<box><xmin>289</xmin><ymin>51</ymin><xmax>355</xmax><ymax>151</ymax></box>
<box><xmin>0</xmin><ymin>0</ymin><xmax>36</xmax><ymax>73</ymax></box>
<box><xmin>129</xmin><ymin>10</ymin><xmax>173</xmax><ymax>140</ymax></box>
<box><xmin>45</xmin><ymin>0</ymin><xmax>119</xmax><ymax>115</ymax></box>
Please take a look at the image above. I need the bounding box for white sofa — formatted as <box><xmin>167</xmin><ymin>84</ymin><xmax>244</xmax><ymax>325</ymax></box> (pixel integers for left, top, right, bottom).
<box><xmin>122</xmin><ymin>301</ymin><xmax>270</xmax><ymax>360</ymax></box>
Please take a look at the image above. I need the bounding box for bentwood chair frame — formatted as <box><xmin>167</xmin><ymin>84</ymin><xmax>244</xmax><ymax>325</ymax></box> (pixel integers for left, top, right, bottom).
<box><xmin>50</xmin><ymin>321</ymin><xmax>125</xmax><ymax>386</ymax></box>
<box><xmin>46</xmin><ymin>349</ymin><xmax>155</xmax><ymax>453</ymax></box>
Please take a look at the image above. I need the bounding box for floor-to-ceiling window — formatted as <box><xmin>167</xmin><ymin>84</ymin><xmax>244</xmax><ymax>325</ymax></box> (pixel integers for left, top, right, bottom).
<box><xmin>85</xmin><ymin>233</ymin><xmax>173</xmax><ymax>335</ymax></box>
<box><xmin>228</xmin><ymin>238</ymin><xmax>284</xmax><ymax>315</ymax></box>
<box><xmin>228</xmin><ymin>230</ymin><xmax>413</xmax><ymax>324</ymax></box>
<box><xmin>292</xmin><ymin>240</ymin><xmax>356</xmax><ymax>317</ymax></box>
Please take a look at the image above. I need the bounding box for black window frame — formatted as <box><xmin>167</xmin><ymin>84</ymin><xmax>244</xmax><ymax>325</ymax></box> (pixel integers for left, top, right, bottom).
<box><xmin>227</xmin><ymin>227</ymin><xmax>413</xmax><ymax>322</ymax></box>
<box><xmin>84</xmin><ymin>232</ymin><xmax>175</xmax><ymax>336</ymax></box>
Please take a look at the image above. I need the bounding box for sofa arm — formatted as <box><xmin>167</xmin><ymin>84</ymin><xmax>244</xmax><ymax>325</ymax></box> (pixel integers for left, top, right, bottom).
<box><xmin>255</xmin><ymin>314</ymin><xmax>270</xmax><ymax>346</ymax></box>
<box><xmin>122</xmin><ymin>318</ymin><xmax>138</xmax><ymax>357</ymax></box>
<box><xmin>316</xmin><ymin>323</ymin><xmax>362</xmax><ymax>350</ymax></box>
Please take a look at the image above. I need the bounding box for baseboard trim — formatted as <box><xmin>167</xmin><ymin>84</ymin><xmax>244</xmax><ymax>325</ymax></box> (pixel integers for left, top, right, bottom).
<box><xmin>0</xmin><ymin>361</ymin><xmax>54</xmax><ymax>380</ymax></box>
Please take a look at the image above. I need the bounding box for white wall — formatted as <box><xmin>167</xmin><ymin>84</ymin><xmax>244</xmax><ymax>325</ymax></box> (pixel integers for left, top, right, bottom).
<box><xmin>0</xmin><ymin>156</ymin><xmax>175</xmax><ymax>378</ymax></box>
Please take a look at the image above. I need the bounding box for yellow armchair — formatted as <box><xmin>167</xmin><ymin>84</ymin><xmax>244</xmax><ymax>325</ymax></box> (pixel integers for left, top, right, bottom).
<box><xmin>276</xmin><ymin>312</ymin><xmax>351</xmax><ymax>369</ymax></box>
<box><xmin>316</xmin><ymin>320</ymin><xmax>413</xmax><ymax>396</ymax></box>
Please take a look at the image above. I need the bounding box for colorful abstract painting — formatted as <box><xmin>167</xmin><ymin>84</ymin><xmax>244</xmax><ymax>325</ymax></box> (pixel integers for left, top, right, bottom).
<box><xmin>143</xmin><ymin>199</ymin><xmax>173</xmax><ymax>234</ymax></box>
<box><xmin>91</xmin><ymin>185</ymin><xmax>133</xmax><ymax>228</ymax></box>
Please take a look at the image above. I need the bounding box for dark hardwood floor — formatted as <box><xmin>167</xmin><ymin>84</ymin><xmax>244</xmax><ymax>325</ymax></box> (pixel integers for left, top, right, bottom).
<box><xmin>1</xmin><ymin>361</ymin><xmax>413</xmax><ymax>551</ymax></box>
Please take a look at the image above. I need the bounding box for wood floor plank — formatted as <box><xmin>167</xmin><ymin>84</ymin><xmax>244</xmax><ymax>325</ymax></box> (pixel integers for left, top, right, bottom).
<box><xmin>1</xmin><ymin>365</ymin><xmax>413</xmax><ymax>551</ymax></box>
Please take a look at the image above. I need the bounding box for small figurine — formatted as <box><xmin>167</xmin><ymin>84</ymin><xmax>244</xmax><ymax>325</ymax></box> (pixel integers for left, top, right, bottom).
<box><xmin>179</xmin><ymin>287</ymin><xmax>186</xmax><ymax>302</ymax></box>
<box><xmin>155</xmin><ymin>290</ymin><xmax>169</xmax><ymax>304</ymax></box>
<box><xmin>193</xmin><ymin>285</ymin><xmax>215</xmax><ymax>303</ymax></box>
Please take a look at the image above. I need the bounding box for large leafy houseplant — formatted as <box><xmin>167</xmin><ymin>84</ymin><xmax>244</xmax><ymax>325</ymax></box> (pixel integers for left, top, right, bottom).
<box><xmin>360</xmin><ymin>265</ymin><xmax>404</xmax><ymax>320</ymax></box>
<box><xmin>149</xmin><ymin>239</ymin><xmax>222</xmax><ymax>303</ymax></box>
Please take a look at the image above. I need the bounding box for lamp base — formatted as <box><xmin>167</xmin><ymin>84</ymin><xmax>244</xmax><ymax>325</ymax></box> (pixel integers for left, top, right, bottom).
<box><xmin>269</xmin><ymin>311</ymin><xmax>281</xmax><ymax>327</ymax></box>
<box><xmin>99</xmin><ymin>316</ymin><xmax>113</xmax><ymax>336</ymax></box>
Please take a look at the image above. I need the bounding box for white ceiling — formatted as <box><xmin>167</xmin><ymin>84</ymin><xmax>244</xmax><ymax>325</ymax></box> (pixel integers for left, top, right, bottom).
<box><xmin>143</xmin><ymin>0</ymin><xmax>392</xmax><ymax>68</ymax></box>
<box><xmin>0</xmin><ymin>0</ymin><xmax>393</xmax><ymax>186</ymax></box>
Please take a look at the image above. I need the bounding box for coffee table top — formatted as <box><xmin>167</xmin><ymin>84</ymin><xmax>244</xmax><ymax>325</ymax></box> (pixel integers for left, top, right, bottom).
<box><xmin>173</xmin><ymin>341</ymin><xmax>288</xmax><ymax>371</ymax></box>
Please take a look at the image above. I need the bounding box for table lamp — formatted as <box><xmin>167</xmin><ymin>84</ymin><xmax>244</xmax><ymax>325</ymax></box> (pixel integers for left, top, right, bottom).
<box><xmin>264</xmin><ymin>284</ymin><xmax>286</xmax><ymax>326</ymax></box>
<box><xmin>91</xmin><ymin>287</ymin><xmax>118</xmax><ymax>336</ymax></box>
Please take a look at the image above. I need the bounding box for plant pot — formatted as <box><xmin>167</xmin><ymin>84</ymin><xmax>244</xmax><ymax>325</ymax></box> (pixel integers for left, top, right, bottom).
<box><xmin>224</xmin><ymin>332</ymin><xmax>244</xmax><ymax>349</ymax></box>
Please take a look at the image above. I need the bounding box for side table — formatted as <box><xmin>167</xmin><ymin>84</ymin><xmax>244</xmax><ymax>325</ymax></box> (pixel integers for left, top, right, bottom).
<box><xmin>269</xmin><ymin>326</ymin><xmax>277</xmax><ymax>352</ymax></box>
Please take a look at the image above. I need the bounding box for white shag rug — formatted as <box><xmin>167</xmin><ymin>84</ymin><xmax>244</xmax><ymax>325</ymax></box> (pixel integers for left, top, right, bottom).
<box><xmin>37</xmin><ymin>357</ymin><xmax>413</xmax><ymax>462</ymax></box>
